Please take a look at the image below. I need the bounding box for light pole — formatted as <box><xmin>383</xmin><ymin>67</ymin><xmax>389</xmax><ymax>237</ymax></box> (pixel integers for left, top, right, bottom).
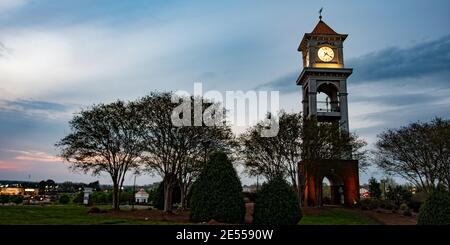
<box><xmin>256</xmin><ymin>176</ymin><xmax>259</xmax><ymax>193</ymax></box>
<box><xmin>132</xmin><ymin>175</ymin><xmax>136</xmax><ymax>211</ymax></box>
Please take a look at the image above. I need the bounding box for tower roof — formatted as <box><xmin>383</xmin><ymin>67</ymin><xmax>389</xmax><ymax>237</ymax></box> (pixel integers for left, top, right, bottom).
<box><xmin>311</xmin><ymin>20</ymin><xmax>338</xmax><ymax>35</ymax></box>
<box><xmin>298</xmin><ymin>20</ymin><xmax>347</xmax><ymax>52</ymax></box>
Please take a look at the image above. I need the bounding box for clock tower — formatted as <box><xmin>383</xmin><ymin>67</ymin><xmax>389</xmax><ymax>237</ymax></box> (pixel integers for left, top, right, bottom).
<box><xmin>296</xmin><ymin>18</ymin><xmax>352</xmax><ymax>132</ymax></box>
<box><xmin>296</xmin><ymin>16</ymin><xmax>359</xmax><ymax>207</ymax></box>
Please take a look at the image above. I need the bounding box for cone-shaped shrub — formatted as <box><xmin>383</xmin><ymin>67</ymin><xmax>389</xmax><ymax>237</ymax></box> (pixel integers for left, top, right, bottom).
<box><xmin>253</xmin><ymin>175</ymin><xmax>302</xmax><ymax>225</ymax></box>
<box><xmin>418</xmin><ymin>190</ymin><xmax>450</xmax><ymax>225</ymax></box>
<box><xmin>190</xmin><ymin>152</ymin><xmax>245</xmax><ymax>223</ymax></box>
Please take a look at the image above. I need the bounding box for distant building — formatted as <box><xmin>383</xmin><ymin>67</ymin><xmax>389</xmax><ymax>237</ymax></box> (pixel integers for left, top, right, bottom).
<box><xmin>360</xmin><ymin>187</ymin><xmax>369</xmax><ymax>198</ymax></box>
<box><xmin>0</xmin><ymin>187</ymin><xmax>39</xmax><ymax>196</ymax></box>
<box><xmin>242</xmin><ymin>185</ymin><xmax>258</xmax><ymax>193</ymax></box>
<box><xmin>135</xmin><ymin>189</ymin><xmax>149</xmax><ymax>204</ymax></box>
<box><xmin>0</xmin><ymin>187</ymin><xmax>22</xmax><ymax>195</ymax></box>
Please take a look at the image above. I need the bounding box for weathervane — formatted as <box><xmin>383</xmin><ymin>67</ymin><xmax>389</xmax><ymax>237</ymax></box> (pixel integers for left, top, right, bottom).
<box><xmin>319</xmin><ymin>7</ymin><xmax>323</xmax><ymax>20</ymax></box>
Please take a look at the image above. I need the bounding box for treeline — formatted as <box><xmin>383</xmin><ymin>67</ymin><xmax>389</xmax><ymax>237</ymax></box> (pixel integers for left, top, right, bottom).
<box><xmin>56</xmin><ymin>91</ymin><xmax>450</xmax><ymax>223</ymax></box>
<box><xmin>57</xmin><ymin>92</ymin><xmax>235</xmax><ymax>211</ymax></box>
<box><xmin>57</xmin><ymin>92</ymin><xmax>366</xmax><ymax>213</ymax></box>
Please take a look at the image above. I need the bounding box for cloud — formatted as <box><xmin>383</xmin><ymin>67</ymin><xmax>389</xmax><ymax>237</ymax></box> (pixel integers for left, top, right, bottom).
<box><xmin>0</xmin><ymin>99</ymin><xmax>75</xmax><ymax>120</ymax></box>
<box><xmin>0</xmin><ymin>0</ymin><xmax>26</xmax><ymax>14</ymax></box>
<box><xmin>351</xmin><ymin>92</ymin><xmax>443</xmax><ymax>107</ymax></box>
<box><xmin>349</xmin><ymin>35</ymin><xmax>450</xmax><ymax>82</ymax></box>
<box><xmin>0</xmin><ymin>42</ymin><xmax>12</xmax><ymax>57</ymax></box>
<box><xmin>257</xmin><ymin>35</ymin><xmax>450</xmax><ymax>91</ymax></box>
<box><xmin>1</xmin><ymin>99</ymin><xmax>68</xmax><ymax>111</ymax></box>
<box><xmin>0</xmin><ymin>19</ymin><xmax>246</xmax><ymax>102</ymax></box>
<box><xmin>0</xmin><ymin>160</ymin><xmax>23</xmax><ymax>170</ymax></box>
<box><xmin>2</xmin><ymin>149</ymin><xmax>62</xmax><ymax>163</ymax></box>
<box><xmin>255</xmin><ymin>72</ymin><xmax>298</xmax><ymax>93</ymax></box>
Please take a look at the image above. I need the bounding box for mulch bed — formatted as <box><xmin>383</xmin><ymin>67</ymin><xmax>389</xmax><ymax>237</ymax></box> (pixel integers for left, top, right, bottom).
<box><xmin>303</xmin><ymin>206</ymin><xmax>417</xmax><ymax>225</ymax></box>
<box><xmin>361</xmin><ymin>209</ymin><xmax>417</xmax><ymax>225</ymax></box>
<box><xmin>90</xmin><ymin>205</ymin><xmax>417</xmax><ymax>225</ymax></box>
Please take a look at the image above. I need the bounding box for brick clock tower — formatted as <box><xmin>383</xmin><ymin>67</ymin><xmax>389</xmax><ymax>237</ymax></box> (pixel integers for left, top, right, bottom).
<box><xmin>296</xmin><ymin>16</ymin><xmax>359</xmax><ymax>206</ymax></box>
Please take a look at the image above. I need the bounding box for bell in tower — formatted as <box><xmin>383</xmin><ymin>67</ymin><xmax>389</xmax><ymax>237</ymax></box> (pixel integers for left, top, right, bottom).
<box><xmin>296</xmin><ymin>15</ymin><xmax>352</xmax><ymax>132</ymax></box>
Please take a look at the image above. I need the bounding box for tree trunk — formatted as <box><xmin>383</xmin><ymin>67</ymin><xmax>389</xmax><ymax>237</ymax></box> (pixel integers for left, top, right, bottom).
<box><xmin>292</xmin><ymin>180</ymin><xmax>302</xmax><ymax>208</ymax></box>
<box><xmin>298</xmin><ymin>189</ymin><xmax>304</xmax><ymax>207</ymax></box>
<box><xmin>180</xmin><ymin>184</ymin><xmax>186</xmax><ymax>210</ymax></box>
<box><xmin>163</xmin><ymin>175</ymin><xmax>175</xmax><ymax>213</ymax></box>
<box><xmin>112</xmin><ymin>182</ymin><xmax>120</xmax><ymax>211</ymax></box>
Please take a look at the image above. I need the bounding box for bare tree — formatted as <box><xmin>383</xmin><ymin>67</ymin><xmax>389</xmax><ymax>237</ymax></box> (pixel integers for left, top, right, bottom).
<box><xmin>56</xmin><ymin>101</ymin><xmax>145</xmax><ymax>210</ymax></box>
<box><xmin>301</xmin><ymin>118</ymin><xmax>368</xmax><ymax>163</ymax></box>
<box><xmin>138</xmin><ymin>92</ymin><xmax>235</xmax><ymax>212</ymax></box>
<box><xmin>239</xmin><ymin>112</ymin><xmax>301</xmax><ymax>190</ymax></box>
<box><xmin>177</xmin><ymin>125</ymin><xmax>236</xmax><ymax>210</ymax></box>
<box><xmin>375</xmin><ymin>117</ymin><xmax>450</xmax><ymax>193</ymax></box>
<box><xmin>239</xmin><ymin>112</ymin><xmax>367</xmax><ymax>206</ymax></box>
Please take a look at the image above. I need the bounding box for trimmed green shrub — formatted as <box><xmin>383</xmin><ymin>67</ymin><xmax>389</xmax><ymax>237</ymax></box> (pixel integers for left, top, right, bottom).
<box><xmin>368</xmin><ymin>177</ymin><xmax>382</xmax><ymax>199</ymax></box>
<box><xmin>11</xmin><ymin>195</ymin><xmax>24</xmax><ymax>205</ymax></box>
<box><xmin>386</xmin><ymin>186</ymin><xmax>412</xmax><ymax>206</ymax></box>
<box><xmin>91</xmin><ymin>191</ymin><xmax>109</xmax><ymax>204</ymax></box>
<box><xmin>119</xmin><ymin>191</ymin><xmax>134</xmax><ymax>204</ymax></box>
<box><xmin>0</xmin><ymin>195</ymin><xmax>9</xmax><ymax>204</ymax></box>
<box><xmin>190</xmin><ymin>152</ymin><xmax>245</xmax><ymax>223</ymax></box>
<box><xmin>147</xmin><ymin>189</ymin><xmax>157</xmax><ymax>205</ymax></box>
<box><xmin>73</xmin><ymin>192</ymin><xmax>84</xmax><ymax>204</ymax></box>
<box><xmin>59</xmin><ymin>194</ymin><xmax>70</xmax><ymax>204</ymax></box>
<box><xmin>418</xmin><ymin>190</ymin><xmax>450</xmax><ymax>225</ymax></box>
<box><xmin>253</xmin><ymin>175</ymin><xmax>302</xmax><ymax>225</ymax></box>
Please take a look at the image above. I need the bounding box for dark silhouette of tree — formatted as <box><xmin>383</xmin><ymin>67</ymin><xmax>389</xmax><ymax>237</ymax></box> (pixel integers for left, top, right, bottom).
<box><xmin>154</xmin><ymin>179</ymin><xmax>181</xmax><ymax>210</ymax></box>
<box><xmin>375</xmin><ymin>117</ymin><xmax>450</xmax><ymax>193</ymax></box>
<box><xmin>88</xmin><ymin>181</ymin><xmax>101</xmax><ymax>191</ymax></box>
<box><xmin>239</xmin><ymin>112</ymin><xmax>367</xmax><ymax>206</ymax></box>
<box><xmin>368</xmin><ymin>177</ymin><xmax>382</xmax><ymax>199</ymax></box>
<box><xmin>137</xmin><ymin>92</ymin><xmax>235</xmax><ymax>212</ymax></box>
<box><xmin>56</xmin><ymin>101</ymin><xmax>146</xmax><ymax>210</ymax></box>
<box><xmin>239</xmin><ymin>112</ymin><xmax>302</xmax><ymax>193</ymax></box>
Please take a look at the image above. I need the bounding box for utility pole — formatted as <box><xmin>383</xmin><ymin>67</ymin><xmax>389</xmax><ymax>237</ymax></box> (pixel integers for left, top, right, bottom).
<box><xmin>256</xmin><ymin>176</ymin><xmax>259</xmax><ymax>192</ymax></box>
<box><xmin>132</xmin><ymin>175</ymin><xmax>136</xmax><ymax>211</ymax></box>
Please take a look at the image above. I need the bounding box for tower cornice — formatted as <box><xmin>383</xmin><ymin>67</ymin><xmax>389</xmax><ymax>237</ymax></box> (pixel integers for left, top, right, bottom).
<box><xmin>296</xmin><ymin>68</ymin><xmax>353</xmax><ymax>85</ymax></box>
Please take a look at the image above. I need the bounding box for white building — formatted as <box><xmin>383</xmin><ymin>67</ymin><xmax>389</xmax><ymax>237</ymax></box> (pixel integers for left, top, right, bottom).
<box><xmin>135</xmin><ymin>189</ymin><xmax>149</xmax><ymax>204</ymax></box>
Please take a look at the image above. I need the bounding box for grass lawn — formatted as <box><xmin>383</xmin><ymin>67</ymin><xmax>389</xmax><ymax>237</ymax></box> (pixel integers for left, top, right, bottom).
<box><xmin>1</xmin><ymin>205</ymin><xmax>379</xmax><ymax>225</ymax></box>
<box><xmin>299</xmin><ymin>208</ymin><xmax>379</xmax><ymax>225</ymax></box>
<box><xmin>0</xmin><ymin>205</ymin><xmax>180</xmax><ymax>225</ymax></box>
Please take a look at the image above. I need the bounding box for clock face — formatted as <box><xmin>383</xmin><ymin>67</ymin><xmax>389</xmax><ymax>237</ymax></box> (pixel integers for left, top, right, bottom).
<box><xmin>317</xmin><ymin>46</ymin><xmax>334</xmax><ymax>62</ymax></box>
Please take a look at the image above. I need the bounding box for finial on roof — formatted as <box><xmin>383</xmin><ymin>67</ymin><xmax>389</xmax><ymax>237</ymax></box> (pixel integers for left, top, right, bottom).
<box><xmin>319</xmin><ymin>7</ymin><xmax>323</xmax><ymax>21</ymax></box>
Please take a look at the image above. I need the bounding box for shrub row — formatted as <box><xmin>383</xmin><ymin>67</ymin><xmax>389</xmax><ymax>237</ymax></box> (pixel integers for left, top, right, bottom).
<box><xmin>0</xmin><ymin>195</ymin><xmax>24</xmax><ymax>204</ymax></box>
<box><xmin>189</xmin><ymin>152</ymin><xmax>302</xmax><ymax>225</ymax></box>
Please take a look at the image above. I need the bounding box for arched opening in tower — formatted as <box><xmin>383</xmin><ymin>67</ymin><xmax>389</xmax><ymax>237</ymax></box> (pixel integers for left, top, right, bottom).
<box><xmin>317</xmin><ymin>83</ymin><xmax>340</xmax><ymax>113</ymax></box>
<box><xmin>322</xmin><ymin>177</ymin><xmax>332</xmax><ymax>205</ymax></box>
<box><xmin>320</xmin><ymin>174</ymin><xmax>344</xmax><ymax>206</ymax></box>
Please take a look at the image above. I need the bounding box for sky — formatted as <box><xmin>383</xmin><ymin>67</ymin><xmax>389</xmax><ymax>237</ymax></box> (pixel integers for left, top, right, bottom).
<box><xmin>0</xmin><ymin>0</ymin><xmax>449</xmax><ymax>186</ymax></box>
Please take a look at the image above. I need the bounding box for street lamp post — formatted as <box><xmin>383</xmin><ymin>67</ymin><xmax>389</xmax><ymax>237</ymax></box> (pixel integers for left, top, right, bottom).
<box><xmin>132</xmin><ymin>175</ymin><xmax>136</xmax><ymax>211</ymax></box>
